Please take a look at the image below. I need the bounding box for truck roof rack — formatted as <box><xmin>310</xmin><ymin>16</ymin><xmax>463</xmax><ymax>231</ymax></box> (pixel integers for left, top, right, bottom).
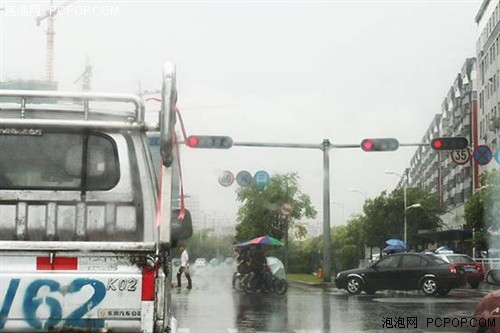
<box><xmin>0</xmin><ymin>90</ymin><xmax>156</xmax><ymax>131</ymax></box>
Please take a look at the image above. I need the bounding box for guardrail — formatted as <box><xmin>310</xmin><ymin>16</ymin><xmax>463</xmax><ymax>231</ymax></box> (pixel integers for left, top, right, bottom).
<box><xmin>474</xmin><ymin>258</ymin><xmax>500</xmax><ymax>272</ymax></box>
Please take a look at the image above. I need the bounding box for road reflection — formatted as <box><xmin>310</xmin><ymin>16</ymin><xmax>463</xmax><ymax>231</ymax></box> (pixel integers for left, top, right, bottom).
<box><xmin>233</xmin><ymin>291</ymin><xmax>288</xmax><ymax>332</ymax></box>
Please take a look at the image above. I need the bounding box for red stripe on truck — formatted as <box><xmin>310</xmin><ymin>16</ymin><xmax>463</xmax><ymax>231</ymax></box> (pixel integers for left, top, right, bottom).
<box><xmin>141</xmin><ymin>266</ymin><xmax>156</xmax><ymax>301</ymax></box>
<box><xmin>36</xmin><ymin>257</ymin><xmax>78</xmax><ymax>270</ymax></box>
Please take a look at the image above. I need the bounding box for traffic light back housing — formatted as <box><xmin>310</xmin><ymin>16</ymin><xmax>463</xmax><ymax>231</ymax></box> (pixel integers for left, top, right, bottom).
<box><xmin>430</xmin><ymin>137</ymin><xmax>468</xmax><ymax>150</ymax></box>
<box><xmin>361</xmin><ymin>138</ymin><xmax>399</xmax><ymax>152</ymax></box>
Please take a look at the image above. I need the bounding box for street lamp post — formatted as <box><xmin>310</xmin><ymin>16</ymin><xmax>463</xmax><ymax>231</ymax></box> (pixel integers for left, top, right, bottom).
<box><xmin>385</xmin><ymin>170</ymin><xmax>409</xmax><ymax>244</ymax></box>
<box><xmin>349</xmin><ymin>188</ymin><xmax>367</xmax><ymax>200</ymax></box>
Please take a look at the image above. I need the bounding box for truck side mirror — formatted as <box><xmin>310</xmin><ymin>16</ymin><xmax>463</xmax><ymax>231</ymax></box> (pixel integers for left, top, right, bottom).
<box><xmin>171</xmin><ymin>208</ymin><xmax>193</xmax><ymax>242</ymax></box>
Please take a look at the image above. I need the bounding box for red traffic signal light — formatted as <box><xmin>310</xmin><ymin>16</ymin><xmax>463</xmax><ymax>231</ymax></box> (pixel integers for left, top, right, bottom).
<box><xmin>430</xmin><ymin>137</ymin><xmax>468</xmax><ymax>150</ymax></box>
<box><xmin>360</xmin><ymin>138</ymin><xmax>399</xmax><ymax>152</ymax></box>
<box><xmin>186</xmin><ymin>135</ymin><xmax>233</xmax><ymax>149</ymax></box>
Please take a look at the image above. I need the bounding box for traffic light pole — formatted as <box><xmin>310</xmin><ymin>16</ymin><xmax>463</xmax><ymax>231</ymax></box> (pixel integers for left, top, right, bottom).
<box><xmin>321</xmin><ymin>139</ymin><xmax>332</xmax><ymax>282</ymax></box>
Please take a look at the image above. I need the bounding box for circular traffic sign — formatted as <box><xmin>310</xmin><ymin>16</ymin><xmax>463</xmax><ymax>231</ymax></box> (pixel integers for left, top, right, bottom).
<box><xmin>253</xmin><ymin>170</ymin><xmax>270</xmax><ymax>189</ymax></box>
<box><xmin>473</xmin><ymin>145</ymin><xmax>493</xmax><ymax>165</ymax></box>
<box><xmin>451</xmin><ymin>148</ymin><xmax>471</xmax><ymax>165</ymax></box>
<box><xmin>218</xmin><ymin>170</ymin><xmax>234</xmax><ymax>187</ymax></box>
<box><xmin>280</xmin><ymin>203</ymin><xmax>293</xmax><ymax>216</ymax></box>
<box><xmin>236</xmin><ymin>170</ymin><xmax>252</xmax><ymax>187</ymax></box>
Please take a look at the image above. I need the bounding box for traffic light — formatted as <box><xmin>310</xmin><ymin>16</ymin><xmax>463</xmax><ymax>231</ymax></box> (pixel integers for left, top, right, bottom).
<box><xmin>186</xmin><ymin>135</ymin><xmax>233</xmax><ymax>149</ymax></box>
<box><xmin>360</xmin><ymin>138</ymin><xmax>399</xmax><ymax>152</ymax></box>
<box><xmin>430</xmin><ymin>137</ymin><xmax>468</xmax><ymax>150</ymax></box>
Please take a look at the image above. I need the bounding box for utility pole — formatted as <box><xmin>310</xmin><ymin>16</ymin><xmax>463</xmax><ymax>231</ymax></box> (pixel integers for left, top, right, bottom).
<box><xmin>321</xmin><ymin>139</ymin><xmax>332</xmax><ymax>282</ymax></box>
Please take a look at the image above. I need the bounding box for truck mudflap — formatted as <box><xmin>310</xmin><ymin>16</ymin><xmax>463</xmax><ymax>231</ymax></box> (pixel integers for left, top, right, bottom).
<box><xmin>0</xmin><ymin>253</ymin><xmax>158</xmax><ymax>332</ymax></box>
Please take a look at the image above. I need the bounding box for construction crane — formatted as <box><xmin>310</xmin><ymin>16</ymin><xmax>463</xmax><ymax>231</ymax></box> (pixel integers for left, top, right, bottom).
<box><xmin>35</xmin><ymin>0</ymin><xmax>77</xmax><ymax>82</ymax></box>
<box><xmin>74</xmin><ymin>57</ymin><xmax>93</xmax><ymax>91</ymax></box>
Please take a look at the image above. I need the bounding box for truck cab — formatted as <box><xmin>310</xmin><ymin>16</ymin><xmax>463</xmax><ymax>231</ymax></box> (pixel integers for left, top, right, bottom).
<box><xmin>0</xmin><ymin>62</ymin><xmax>191</xmax><ymax>332</ymax></box>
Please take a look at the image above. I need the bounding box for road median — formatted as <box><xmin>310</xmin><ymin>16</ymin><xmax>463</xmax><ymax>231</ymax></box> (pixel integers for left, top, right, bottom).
<box><xmin>286</xmin><ymin>273</ymin><xmax>335</xmax><ymax>288</ymax></box>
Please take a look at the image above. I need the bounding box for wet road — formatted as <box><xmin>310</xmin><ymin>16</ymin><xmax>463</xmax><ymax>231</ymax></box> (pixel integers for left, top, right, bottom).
<box><xmin>172</xmin><ymin>264</ymin><xmax>496</xmax><ymax>333</ymax></box>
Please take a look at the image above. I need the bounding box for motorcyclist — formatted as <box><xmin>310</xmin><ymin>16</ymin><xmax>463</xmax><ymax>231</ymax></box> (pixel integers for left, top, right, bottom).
<box><xmin>248</xmin><ymin>245</ymin><xmax>271</xmax><ymax>289</ymax></box>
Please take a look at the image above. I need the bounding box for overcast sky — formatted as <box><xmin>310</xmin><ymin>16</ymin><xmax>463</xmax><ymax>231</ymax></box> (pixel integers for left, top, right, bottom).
<box><xmin>0</xmin><ymin>0</ymin><xmax>482</xmax><ymax>230</ymax></box>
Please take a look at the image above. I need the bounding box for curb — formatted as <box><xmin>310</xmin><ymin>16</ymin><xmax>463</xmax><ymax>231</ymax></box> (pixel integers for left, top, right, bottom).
<box><xmin>287</xmin><ymin>280</ymin><xmax>335</xmax><ymax>289</ymax></box>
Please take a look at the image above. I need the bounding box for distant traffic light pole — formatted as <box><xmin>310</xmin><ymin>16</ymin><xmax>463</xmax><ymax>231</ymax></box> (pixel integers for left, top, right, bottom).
<box><xmin>187</xmin><ymin>135</ymin><xmax>467</xmax><ymax>282</ymax></box>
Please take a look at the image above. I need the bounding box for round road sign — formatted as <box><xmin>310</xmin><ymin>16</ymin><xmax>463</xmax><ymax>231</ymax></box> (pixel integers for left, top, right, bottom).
<box><xmin>236</xmin><ymin>170</ymin><xmax>252</xmax><ymax>187</ymax></box>
<box><xmin>254</xmin><ymin>170</ymin><xmax>270</xmax><ymax>189</ymax></box>
<box><xmin>218</xmin><ymin>170</ymin><xmax>234</xmax><ymax>187</ymax></box>
<box><xmin>281</xmin><ymin>203</ymin><xmax>293</xmax><ymax>216</ymax></box>
<box><xmin>473</xmin><ymin>145</ymin><xmax>493</xmax><ymax>165</ymax></box>
<box><xmin>451</xmin><ymin>148</ymin><xmax>471</xmax><ymax>165</ymax></box>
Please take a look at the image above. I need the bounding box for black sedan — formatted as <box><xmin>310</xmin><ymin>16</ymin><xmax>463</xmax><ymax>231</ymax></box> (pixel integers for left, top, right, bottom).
<box><xmin>335</xmin><ymin>253</ymin><xmax>466</xmax><ymax>296</ymax></box>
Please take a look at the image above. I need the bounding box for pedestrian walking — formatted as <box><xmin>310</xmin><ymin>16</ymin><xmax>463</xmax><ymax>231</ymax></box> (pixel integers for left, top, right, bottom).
<box><xmin>176</xmin><ymin>244</ymin><xmax>192</xmax><ymax>289</ymax></box>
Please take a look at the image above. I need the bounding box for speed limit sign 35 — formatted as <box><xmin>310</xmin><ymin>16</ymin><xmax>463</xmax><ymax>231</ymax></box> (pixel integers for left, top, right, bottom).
<box><xmin>451</xmin><ymin>148</ymin><xmax>470</xmax><ymax>165</ymax></box>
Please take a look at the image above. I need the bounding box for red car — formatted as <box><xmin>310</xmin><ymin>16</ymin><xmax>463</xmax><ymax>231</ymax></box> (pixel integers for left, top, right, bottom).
<box><xmin>435</xmin><ymin>254</ymin><xmax>484</xmax><ymax>288</ymax></box>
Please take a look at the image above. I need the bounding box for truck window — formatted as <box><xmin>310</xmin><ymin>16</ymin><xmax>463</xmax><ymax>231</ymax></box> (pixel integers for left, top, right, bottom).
<box><xmin>0</xmin><ymin>131</ymin><xmax>119</xmax><ymax>191</ymax></box>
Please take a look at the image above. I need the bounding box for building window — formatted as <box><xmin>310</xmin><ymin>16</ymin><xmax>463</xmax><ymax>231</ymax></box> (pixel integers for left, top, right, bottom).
<box><xmin>481</xmin><ymin>61</ymin><xmax>485</xmax><ymax>85</ymax></box>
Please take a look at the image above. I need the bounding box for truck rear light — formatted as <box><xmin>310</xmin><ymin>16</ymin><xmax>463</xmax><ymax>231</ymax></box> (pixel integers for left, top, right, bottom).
<box><xmin>37</xmin><ymin>257</ymin><xmax>78</xmax><ymax>270</ymax></box>
<box><xmin>448</xmin><ymin>266</ymin><xmax>457</xmax><ymax>275</ymax></box>
<box><xmin>141</xmin><ymin>266</ymin><xmax>156</xmax><ymax>301</ymax></box>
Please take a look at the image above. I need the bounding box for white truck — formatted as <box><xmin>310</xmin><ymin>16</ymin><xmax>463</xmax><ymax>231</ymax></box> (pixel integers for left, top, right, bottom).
<box><xmin>0</xmin><ymin>62</ymin><xmax>192</xmax><ymax>332</ymax></box>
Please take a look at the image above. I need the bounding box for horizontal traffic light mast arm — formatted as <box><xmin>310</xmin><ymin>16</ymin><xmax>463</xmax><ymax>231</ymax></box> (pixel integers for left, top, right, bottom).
<box><xmin>233</xmin><ymin>141</ymin><xmax>322</xmax><ymax>149</ymax></box>
<box><xmin>232</xmin><ymin>141</ymin><xmax>430</xmax><ymax>149</ymax></box>
<box><xmin>399</xmin><ymin>143</ymin><xmax>433</xmax><ymax>147</ymax></box>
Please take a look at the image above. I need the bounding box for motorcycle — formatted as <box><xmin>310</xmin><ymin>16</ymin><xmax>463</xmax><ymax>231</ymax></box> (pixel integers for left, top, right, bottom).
<box><xmin>232</xmin><ymin>256</ymin><xmax>288</xmax><ymax>295</ymax></box>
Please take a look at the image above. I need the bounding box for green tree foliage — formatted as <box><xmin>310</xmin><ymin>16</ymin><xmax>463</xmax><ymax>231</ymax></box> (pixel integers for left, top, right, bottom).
<box><xmin>235</xmin><ymin>172</ymin><xmax>317</xmax><ymax>242</ymax></box>
<box><xmin>465</xmin><ymin>169</ymin><xmax>500</xmax><ymax>250</ymax></box>
<box><xmin>293</xmin><ymin>187</ymin><xmax>444</xmax><ymax>274</ymax></box>
<box><xmin>363</xmin><ymin>187</ymin><xmax>444</xmax><ymax>248</ymax></box>
<box><xmin>182</xmin><ymin>231</ymin><xmax>235</xmax><ymax>261</ymax></box>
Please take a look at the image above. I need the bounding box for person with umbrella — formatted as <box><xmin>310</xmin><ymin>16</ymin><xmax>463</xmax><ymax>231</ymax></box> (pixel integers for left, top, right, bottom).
<box><xmin>383</xmin><ymin>239</ymin><xmax>407</xmax><ymax>255</ymax></box>
<box><xmin>246</xmin><ymin>236</ymin><xmax>283</xmax><ymax>290</ymax></box>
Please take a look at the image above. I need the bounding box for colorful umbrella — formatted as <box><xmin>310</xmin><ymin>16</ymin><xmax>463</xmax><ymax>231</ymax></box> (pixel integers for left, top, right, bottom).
<box><xmin>235</xmin><ymin>235</ymin><xmax>284</xmax><ymax>247</ymax></box>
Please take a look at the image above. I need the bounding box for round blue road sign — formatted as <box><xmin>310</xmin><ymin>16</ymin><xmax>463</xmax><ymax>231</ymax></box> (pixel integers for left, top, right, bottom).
<box><xmin>473</xmin><ymin>145</ymin><xmax>493</xmax><ymax>165</ymax></box>
<box><xmin>236</xmin><ymin>170</ymin><xmax>252</xmax><ymax>187</ymax></box>
<box><xmin>494</xmin><ymin>149</ymin><xmax>500</xmax><ymax>165</ymax></box>
<box><xmin>254</xmin><ymin>170</ymin><xmax>270</xmax><ymax>189</ymax></box>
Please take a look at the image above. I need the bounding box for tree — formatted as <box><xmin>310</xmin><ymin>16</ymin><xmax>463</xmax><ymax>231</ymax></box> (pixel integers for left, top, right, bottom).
<box><xmin>184</xmin><ymin>231</ymin><xmax>235</xmax><ymax>260</ymax></box>
<box><xmin>465</xmin><ymin>169</ymin><xmax>500</xmax><ymax>250</ymax></box>
<box><xmin>363</xmin><ymin>187</ymin><xmax>444</xmax><ymax>248</ymax></box>
<box><xmin>235</xmin><ymin>172</ymin><xmax>316</xmax><ymax>242</ymax></box>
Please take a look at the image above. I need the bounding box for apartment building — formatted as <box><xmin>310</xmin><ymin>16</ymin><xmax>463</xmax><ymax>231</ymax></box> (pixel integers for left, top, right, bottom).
<box><xmin>406</xmin><ymin>59</ymin><xmax>477</xmax><ymax>228</ymax></box>
<box><xmin>476</xmin><ymin>0</ymin><xmax>500</xmax><ymax>171</ymax></box>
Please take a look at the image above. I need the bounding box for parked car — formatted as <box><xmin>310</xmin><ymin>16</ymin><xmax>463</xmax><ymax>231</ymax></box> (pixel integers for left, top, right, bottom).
<box><xmin>209</xmin><ymin>258</ymin><xmax>220</xmax><ymax>266</ymax></box>
<box><xmin>335</xmin><ymin>253</ymin><xmax>466</xmax><ymax>296</ymax></box>
<box><xmin>194</xmin><ymin>258</ymin><xmax>207</xmax><ymax>267</ymax></box>
<box><xmin>434</xmin><ymin>253</ymin><xmax>484</xmax><ymax>288</ymax></box>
